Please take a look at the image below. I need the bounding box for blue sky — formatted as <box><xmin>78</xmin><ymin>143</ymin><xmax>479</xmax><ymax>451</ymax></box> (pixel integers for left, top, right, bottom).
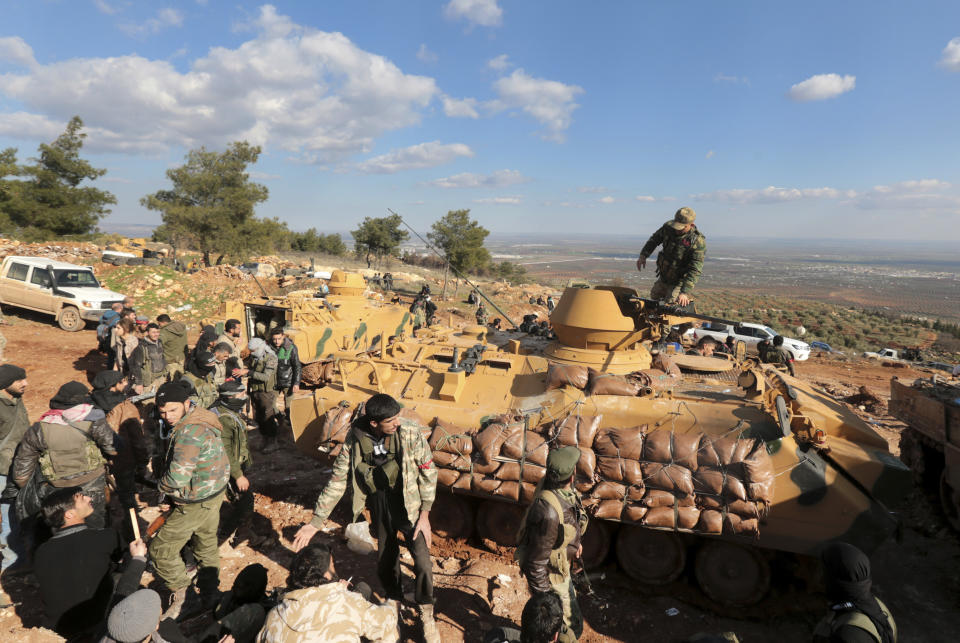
<box><xmin>1</xmin><ymin>0</ymin><xmax>959</xmax><ymax>240</ymax></box>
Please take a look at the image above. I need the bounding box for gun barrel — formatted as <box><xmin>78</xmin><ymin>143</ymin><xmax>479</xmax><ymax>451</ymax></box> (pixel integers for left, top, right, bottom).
<box><xmin>635</xmin><ymin>297</ymin><xmax>739</xmax><ymax>326</ymax></box>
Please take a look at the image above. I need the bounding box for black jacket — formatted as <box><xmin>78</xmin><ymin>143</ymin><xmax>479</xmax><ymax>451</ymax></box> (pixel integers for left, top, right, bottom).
<box><xmin>275</xmin><ymin>338</ymin><xmax>302</xmax><ymax>391</ymax></box>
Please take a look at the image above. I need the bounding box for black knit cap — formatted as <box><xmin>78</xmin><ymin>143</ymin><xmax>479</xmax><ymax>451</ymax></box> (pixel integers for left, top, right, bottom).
<box><xmin>156</xmin><ymin>380</ymin><xmax>192</xmax><ymax>405</ymax></box>
<box><xmin>92</xmin><ymin>370</ymin><xmax>125</xmax><ymax>391</ymax></box>
<box><xmin>50</xmin><ymin>381</ymin><xmax>92</xmax><ymax>409</ymax></box>
<box><xmin>0</xmin><ymin>364</ymin><xmax>26</xmax><ymax>389</ymax></box>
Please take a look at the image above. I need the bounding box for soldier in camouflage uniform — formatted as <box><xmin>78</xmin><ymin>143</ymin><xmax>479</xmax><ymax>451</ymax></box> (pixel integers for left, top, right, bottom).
<box><xmin>148</xmin><ymin>380</ymin><xmax>230</xmax><ymax>618</ymax></box>
<box><xmin>260</xmin><ymin>541</ymin><xmax>399</xmax><ymax>643</ymax></box>
<box><xmin>762</xmin><ymin>335</ymin><xmax>796</xmax><ymax>376</ymax></box>
<box><xmin>475</xmin><ymin>302</ymin><xmax>489</xmax><ymax>326</ymax></box>
<box><xmin>293</xmin><ymin>393</ymin><xmax>439</xmax><ymax>643</ymax></box>
<box><xmin>636</xmin><ymin>207</ymin><xmax>706</xmax><ymax>307</ymax></box>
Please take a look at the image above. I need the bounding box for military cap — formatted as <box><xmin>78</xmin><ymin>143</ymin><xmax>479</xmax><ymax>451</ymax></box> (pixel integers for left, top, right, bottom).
<box><xmin>668</xmin><ymin>207</ymin><xmax>696</xmax><ymax>230</ymax></box>
<box><xmin>218</xmin><ymin>379</ymin><xmax>246</xmax><ymax>395</ymax></box>
<box><xmin>546</xmin><ymin>445</ymin><xmax>580</xmax><ymax>479</ymax></box>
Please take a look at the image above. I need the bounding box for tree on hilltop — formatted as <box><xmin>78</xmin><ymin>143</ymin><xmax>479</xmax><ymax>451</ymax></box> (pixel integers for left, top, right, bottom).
<box><xmin>352</xmin><ymin>214</ymin><xmax>408</xmax><ymax>267</ymax></box>
<box><xmin>143</xmin><ymin>141</ymin><xmax>284</xmax><ymax>265</ymax></box>
<box><xmin>291</xmin><ymin>228</ymin><xmax>347</xmax><ymax>255</ymax></box>
<box><xmin>0</xmin><ymin>116</ymin><xmax>116</xmax><ymax>240</ymax></box>
<box><xmin>427</xmin><ymin>209</ymin><xmax>490</xmax><ymax>275</ymax></box>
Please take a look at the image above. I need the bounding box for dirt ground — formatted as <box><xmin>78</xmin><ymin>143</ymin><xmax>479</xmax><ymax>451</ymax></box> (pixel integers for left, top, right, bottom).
<box><xmin>1</xmin><ymin>309</ymin><xmax>959</xmax><ymax>643</ymax></box>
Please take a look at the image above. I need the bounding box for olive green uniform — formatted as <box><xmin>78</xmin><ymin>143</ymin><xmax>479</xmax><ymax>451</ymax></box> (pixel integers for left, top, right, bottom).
<box><xmin>639</xmin><ymin>223</ymin><xmax>706</xmax><ymax>301</ymax></box>
<box><xmin>813</xmin><ymin>597</ymin><xmax>897</xmax><ymax>642</ymax></box>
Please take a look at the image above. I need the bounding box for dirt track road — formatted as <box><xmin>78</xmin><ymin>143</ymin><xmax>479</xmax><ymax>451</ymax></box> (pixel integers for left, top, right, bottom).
<box><xmin>1</xmin><ymin>309</ymin><xmax>959</xmax><ymax>642</ymax></box>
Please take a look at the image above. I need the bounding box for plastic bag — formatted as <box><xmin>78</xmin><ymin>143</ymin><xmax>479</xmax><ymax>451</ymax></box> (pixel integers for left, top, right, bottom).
<box><xmin>345</xmin><ymin>522</ymin><xmax>376</xmax><ymax>555</ymax></box>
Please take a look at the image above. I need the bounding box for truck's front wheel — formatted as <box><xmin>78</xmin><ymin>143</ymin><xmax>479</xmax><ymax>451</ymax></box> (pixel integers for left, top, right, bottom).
<box><xmin>58</xmin><ymin>306</ymin><xmax>84</xmax><ymax>331</ymax></box>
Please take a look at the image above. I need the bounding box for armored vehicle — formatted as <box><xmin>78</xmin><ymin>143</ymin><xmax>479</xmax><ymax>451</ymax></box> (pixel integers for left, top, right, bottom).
<box><xmin>217</xmin><ymin>270</ymin><xmax>414</xmax><ymax>379</ymax></box>
<box><xmin>289</xmin><ymin>285</ymin><xmax>910</xmax><ymax>605</ymax></box>
<box><xmin>892</xmin><ymin>376</ymin><xmax>960</xmax><ymax>531</ymax></box>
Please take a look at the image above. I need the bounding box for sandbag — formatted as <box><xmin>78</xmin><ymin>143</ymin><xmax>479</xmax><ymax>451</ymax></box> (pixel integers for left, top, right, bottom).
<box><xmin>554</xmin><ymin>414</ymin><xmax>602</xmax><ymax>448</ymax></box>
<box><xmin>724</xmin><ymin>475</ymin><xmax>748</xmax><ymax>502</ymax></box>
<box><xmin>642</xmin><ymin>506</ymin><xmax>700</xmax><ymax>530</ymax></box>
<box><xmin>652</xmin><ymin>352</ymin><xmax>682</xmax><ymax>378</ymax></box>
<box><xmin>496</xmin><ymin>461</ymin><xmax>546</xmax><ymax>484</ymax></box>
<box><xmin>742</xmin><ymin>441</ymin><xmax>775</xmax><ymax>503</ymax></box>
<box><xmin>588</xmin><ymin>370</ymin><xmax>641</xmax><ymax>397</ymax></box>
<box><xmin>593</xmin><ymin>499</ymin><xmax>623</xmax><ymax>520</ymax></box>
<box><xmin>640</xmin><ymin>462</ymin><xmax>694</xmax><ymax>497</ymax></box>
<box><xmin>724</xmin><ymin>513</ymin><xmax>759</xmax><ymax>538</ymax></box>
<box><xmin>597</xmin><ymin>455</ymin><xmax>625</xmax><ymax>482</ymax></box>
<box><xmin>693</xmin><ymin>468</ymin><xmax>724</xmax><ymax>495</ymax></box>
<box><xmin>472</xmin><ymin>475</ymin><xmax>502</xmax><ymax>494</ymax></box>
<box><xmin>642</xmin><ymin>489</ymin><xmax>694</xmax><ymax>508</ymax></box>
<box><xmin>697</xmin><ymin>509</ymin><xmax>723</xmax><ymax>535</ymax></box>
<box><xmin>677</xmin><ymin>506</ymin><xmax>700</xmax><ymax>530</ymax></box>
<box><xmin>575</xmin><ymin>476</ymin><xmax>595</xmax><ymax>495</ymax></box>
<box><xmin>699</xmin><ymin>435</ymin><xmax>756</xmax><ymax>468</ymax></box>
<box><xmin>432</xmin><ymin>451</ymin><xmax>471</xmax><ymax>471</ymax></box>
<box><xmin>727</xmin><ymin>499</ymin><xmax>763</xmax><ymax>520</ymax></box>
<box><xmin>626</xmin><ymin>485</ymin><xmax>645</xmax><ymax>502</ymax></box>
<box><xmin>622</xmin><ymin>503</ymin><xmax>647</xmax><ymax>523</ymax></box>
<box><xmin>502</xmin><ymin>431</ymin><xmax>548</xmax><ymax>463</ymax></box>
<box><xmin>453</xmin><ymin>473</ymin><xmax>472</xmax><ymax>492</ymax></box>
<box><xmin>429</xmin><ymin>419</ymin><xmax>474</xmax><ymax>455</ymax></box>
<box><xmin>437</xmin><ymin>468</ymin><xmax>462</xmax><ymax>487</ymax></box>
<box><xmin>642</xmin><ymin>431</ymin><xmax>699</xmax><ymax>470</ymax></box>
<box><xmin>495</xmin><ymin>481</ymin><xmax>520</xmax><ymax>502</ymax></box>
<box><xmin>576</xmin><ymin>448</ymin><xmax>597</xmax><ymax>479</ymax></box>
<box><xmin>594</xmin><ymin>481</ymin><xmax>626</xmax><ymax>500</ymax></box>
<box><xmin>473</xmin><ymin>422</ymin><xmax>518</xmax><ymax>472</ymax></box>
<box><xmin>696</xmin><ymin>494</ymin><xmax>723</xmax><ymax>510</ymax></box>
<box><xmin>622</xmin><ymin>459</ymin><xmax>644</xmax><ymax>487</ymax></box>
<box><xmin>545</xmin><ymin>363</ymin><xmax>589</xmax><ymax>391</ymax></box>
<box><xmin>594</xmin><ymin>425</ymin><xmax>646</xmax><ymax>460</ymax></box>
<box><xmin>521</xmin><ymin>482</ymin><xmax>538</xmax><ymax>504</ymax></box>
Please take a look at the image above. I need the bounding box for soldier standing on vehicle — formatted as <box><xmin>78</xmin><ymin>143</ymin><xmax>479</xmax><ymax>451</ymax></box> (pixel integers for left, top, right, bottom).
<box><xmin>130</xmin><ymin>323</ymin><xmax>167</xmax><ymax>394</ymax></box>
<box><xmin>516</xmin><ymin>446</ymin><xmax>589</xmax><ymax>643</ymax></box>
<box><xmin>762</xmin><ymin>335</ymin><xmax>796</xmax><ymax>376</ymax></box>
<box><xmin>636</xmin><ymin>207</ymin><xmax>706</xmax><ymax>307</ymax></box>
<box><xmin>149</xmin><ymin>381</ymin><xmax>230</xmax><ymax>619</ymax></box>
<box><xmin>292</xmin><ymin>393</ymin><xmax>440</xmax><ymax>643</ymax></box>
<box><xmin>475</xmin><ymin>302</ymin><xmax>489</xmax><ymax>326</ymax></box>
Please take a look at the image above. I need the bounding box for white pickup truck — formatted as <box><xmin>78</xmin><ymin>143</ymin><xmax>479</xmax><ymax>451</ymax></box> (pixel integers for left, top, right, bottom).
<box><xmin>0</xmin><ymin>256</ymin><xmax>127</xmax><ymax>331</ymax></box>
<box><xmin>687</xmin><ymin>321</ymin><xmax>811</xmax><ymax>361</ymax></box>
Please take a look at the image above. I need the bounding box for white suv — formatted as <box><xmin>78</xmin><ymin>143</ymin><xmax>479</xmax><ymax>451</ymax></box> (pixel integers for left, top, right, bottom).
<box><xmin>687</xmin><ymin>321</ymin><xmax>811</xmax><ymax>361</ymax></box>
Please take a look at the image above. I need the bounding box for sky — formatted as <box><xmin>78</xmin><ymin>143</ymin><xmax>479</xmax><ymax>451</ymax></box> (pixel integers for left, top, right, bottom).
<box><xmin>1</xmin><ymin>0</ymin><xmax>959</xmax><ymax>241</ymax></box>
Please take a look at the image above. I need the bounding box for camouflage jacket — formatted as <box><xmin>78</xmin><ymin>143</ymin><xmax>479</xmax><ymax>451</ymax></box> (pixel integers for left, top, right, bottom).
<box><xmin>158</xmin><ymin>406</ymin><xmax>230</xmax><ymax>503</ymax></box>
<box><xmin>640</xmin><ymin>223</ymin><xmax>706</xmax><ymax>294</ymax></box>
<box><xmin>211</xmin><ymin>403</ymin><xmax>250</xmax><ymax>479</ymax></box>
<box><xmin>258</xmin><ymin>584</ymin><xmax>399</xmax><ymax>643</ymax></box>
<box><xmin>0</xmin><ymin>390</ymin><xmax>30</xmax><ymax>473</ymax></box>
<box><xmin>762</xmin><ymin>346</ymin><xmax>791</xmax><ymax>365</ymax></box>
<box><xmin>248</xmin><ymin>351</ymin><xmax>278</xmax><ymax>393</ymax></box>
<box><xmin>309</xmin><ymin>420</ymin><xmax>437</xmax><ymax>528</ymax></box>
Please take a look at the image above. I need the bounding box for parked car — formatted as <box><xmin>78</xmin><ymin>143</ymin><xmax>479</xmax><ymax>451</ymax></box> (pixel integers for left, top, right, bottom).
<box><xmin>238</xmin><ymin>262</ymin><xmax>277</xmax><ymax>278</ymax></box>
<box><xmin>809</xmin><ymin>341</ymin><xmax>833</xmax><ymax>353</ymax></box>
<box><xmin>687</xmin><ymin>321</ymin><xmax>811</xmax><ymax>361</ymax></box>
<box><xmin>0</xmin><ymin>256</ymin><xmax>127</xmax><ymax>331</ymax></box>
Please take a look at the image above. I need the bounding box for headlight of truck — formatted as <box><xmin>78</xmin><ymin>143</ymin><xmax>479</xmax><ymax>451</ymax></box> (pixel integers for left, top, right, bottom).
<box><xmin>81</xmin><ymin>300</ymin><xmax>95</xmax><ymax>308</ymax></box>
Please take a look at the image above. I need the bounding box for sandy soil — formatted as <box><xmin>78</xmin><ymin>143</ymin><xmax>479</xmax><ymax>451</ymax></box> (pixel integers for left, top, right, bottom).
<box><xmin>1</xmin><ymin>309</ymin><xmax>958</xmax><ymax>643</ymax></box>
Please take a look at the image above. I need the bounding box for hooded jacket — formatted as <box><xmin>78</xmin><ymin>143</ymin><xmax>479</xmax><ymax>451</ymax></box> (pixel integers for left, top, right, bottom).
<box><xmin>159</xmin><ymin>321</ymin><xmax>189</xmax><ymax>365</ymax></box>
<box><xmin>0</xmin><ymin>389</ymin><xmax>30</xmax><ymax>474</ymax></box>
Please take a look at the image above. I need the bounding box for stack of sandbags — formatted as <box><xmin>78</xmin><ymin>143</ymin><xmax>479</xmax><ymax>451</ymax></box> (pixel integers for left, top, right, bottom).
<box><xmin>587</xmin><ymin>369</ymin><xmax>641</xmax><ymax>397</ymax></box>
<box><xmin>316</xmin><ymin>403</ymin><xmax>355</xmax><ymax>457</ymax></box>
<box><xmin>593</xmin><ymin>426</ymin><xmax>647</xmax><ymax>519</ymax></box>
<box><xmin>549</xmin><ymin>414</ymin><xmax>602</xmax><ymax>478</ymax></box>
<box><xmin>693</xmin><ymin>435</ymin><xmax>773</xmax><ymax>537</ymax></box>
<box><xmin>429</xmin><ymin>419</ymin><xmax>474</xmax><ymax>486</ymax></box>
<box><xmin>632</xmin><ymin>431</ymin><xmax>702</xmax><ymax>530</ymax></box>
<box><xmin>584</xmin><ymin>354</ymin><xmax>682</xmax><ymax>396</ymax></box>
<box><xmin>545</xmin><ymin>363</ymin><xmax>589</xmax><ymax>391</ymax></box>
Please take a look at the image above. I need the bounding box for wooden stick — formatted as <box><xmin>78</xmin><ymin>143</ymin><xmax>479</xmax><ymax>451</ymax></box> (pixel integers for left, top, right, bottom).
<box><xmin>129</xmin><ymin>507</ymin><xmax>141</xmax><ymax>541</ymax></box>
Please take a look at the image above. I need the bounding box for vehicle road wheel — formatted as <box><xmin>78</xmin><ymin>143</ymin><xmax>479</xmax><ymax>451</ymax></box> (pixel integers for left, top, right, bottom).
<box><xmin>580</xmin><ymin>520</ymin><xmax>612</xmax><ymax>569</ymax></box>
<box><xmin>694</xmin><ymin>540</ymin><xmax>770</xmax><ymax>606</ymax></box>
<box><xmin>476</xmin><ymin>500</ymin><xmax>525</xmax><ymax>548</ymax></box>
<box><xmin>58</xmin><ymin>306</ymin><xmax>84</xmax><ymax>331</ymax></box>
<box><xmin>615</xmin><ymin>526</ymin><xmax>686</xmax><ymax>584</ymax></box>
<box><xmin>939</xmin><ymin>469</ymin><xmax>960</xmax><ymax>532</ymax></box>
<box><xmin>431</xmin><ymin>492</ymin><xmax>474</xmax><ymax>540</ymax></box>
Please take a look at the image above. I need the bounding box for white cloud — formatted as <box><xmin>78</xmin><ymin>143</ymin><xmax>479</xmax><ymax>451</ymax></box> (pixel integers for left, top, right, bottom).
<box><xmin>855</xmin><ymin>179</ymin><xmax>960</xmax><ymax>211</ymax></box>
<box><xmin>634</xmin><ymin>195</ymin><xmax>656</xmax><ymax>202</ymax></box>
<box><xmin>787</xmin><ymin>73</ymin><xmax>856</xmax><ymax>102</ymax></box>
<box><xmin>939</xmin><ymin>38</ymin><xmax>960</xmax><ymax>72</ymax></box>
<box><xmin>487</xmin><ymin>54</ymin><xmax>511</xmax><ymax>71</ymax></box>
<box><xmin>598</xmin><ymin>196</ymin><xmax>615</xmax><ymax>204</ymax></box>
<box><xmin>577</xmin><ymin>186</ymin><xmax>608</xmax><ymax>194</ymax></box>
<box><xmin>0</xmin><ymin>5</ymin><xmax>439</xmax><ymax>158</ymax></box>
<box><xmin>693</xmin><ymin>185</ymin><xmax>856</xmax><ymax>204</ymax></box>
<box><xmin>0</xmin><ymin>36</ymin><xmax>36</xmax><ymax>68</ymax></box>
<box><xmin>93</xmin><ymin>0</ymin><xmax>122</xmax><ymax>15</ymax></box>
<box><xmin>705</xmin><ymin>149</ymin><xmax>715</xmax><ymax>159</ymax></box>
<box><xmin>475</xmin><ymin>195</ymin><xmax>522</xmax><ymax>205</ymax></box>
<box><xmin>120</xmin><ymin>7</ymin><xmax>184</xmax><ymax>36</ymax></box>
<box><xmin>441</xmin><ymin>95</ymin><xmax>479</xmax><ymax>118</ymax></box>
<box><xmin>492</xmin><ymin>69</ymin><xmax>584</xmax><ymax>142</ymax></box>
<box><xmin>248</xmin><ymin>171</ymin><xmax>281</xmax><ymax>180</ymax></box>
<box><xmin>443</xmin><ymin>0</ymin><xmax>503</xmax><ymax>28</ymax></box>
<box><xmin>417</xmin><ymin>44</ymin><xmax>438</xmax><ymax>64</ymax></box>
<box><xmin>352</xmin><ymin>141</ymin><xmax>473</xmax><ymax>174</ymax></box>
<box><xmin>713</xmin><ymin>73</ymin><xmax>749</xmax><ymax>85</ymax></box>
<box><xmin>426</xmin><ymin>169</ymin><xmax>530</xmax><ymax>189</ymax></box>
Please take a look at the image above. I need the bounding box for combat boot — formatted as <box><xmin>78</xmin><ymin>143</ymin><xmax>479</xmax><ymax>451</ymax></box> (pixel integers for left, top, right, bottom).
<box><xmin>419</xmin><ymin>603</ymin><xmax>441</xmax><ymax>643</ymax></box>
<box><xmin>164</xmin><ymin>588</ymin><xmax>188</xmax><ymax>620</ymax></box>
<box><xmin>261</xmin><ymin>437</ymin><xmax>280</xmax><ymax>454</ymax></box>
